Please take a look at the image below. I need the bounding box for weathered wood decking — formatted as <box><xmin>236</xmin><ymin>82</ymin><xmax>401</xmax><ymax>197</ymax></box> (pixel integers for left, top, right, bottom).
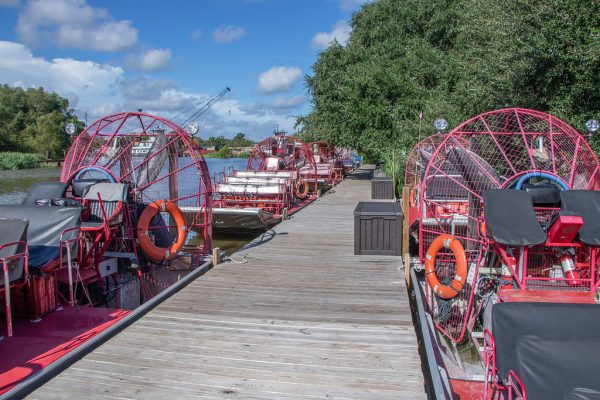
<box><xmin>29</xmin><ymin>166</ymin><xmax>426</xmax><ymax>399</ymax></box>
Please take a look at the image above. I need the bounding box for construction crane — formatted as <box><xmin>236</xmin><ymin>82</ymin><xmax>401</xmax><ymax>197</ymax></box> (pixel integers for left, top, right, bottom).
<box><xmin>180</xmin><ymin>87</ymin><xmax>231</xmax><ymax>135</ymax></box>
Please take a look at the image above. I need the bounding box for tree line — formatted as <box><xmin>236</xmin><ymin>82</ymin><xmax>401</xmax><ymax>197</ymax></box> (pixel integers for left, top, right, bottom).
<box><xmin>194</xmin><ymin>132</ymin><xmax>254</xmax><ymax>150</ymax></box>
<box><xmin>0</xmin><ymin>85</ymin><xmax>81</xmax><ymax>159</ymax></box>
<box><xmin>298</xmin><ymin>0</ymin><xmax>599</xmax><ymax>177</ymax></box>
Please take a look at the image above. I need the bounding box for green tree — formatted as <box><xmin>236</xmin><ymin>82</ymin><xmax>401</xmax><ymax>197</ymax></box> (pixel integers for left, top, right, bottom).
<box><xmin>0</xmin><ymin>85</ymin><xmax>81</xmax><ymax>158</ymax></box>
<box><xmin>300</xmin><ymin>0</ymin><xmax>600</xmax><ymax>175</ymax></box>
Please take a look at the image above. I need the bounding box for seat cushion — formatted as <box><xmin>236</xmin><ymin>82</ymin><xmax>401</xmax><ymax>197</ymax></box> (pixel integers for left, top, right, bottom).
<box><xmin>492</xmin><ymin>302</ymin><xmax>600</xmax><ymax>383</ymax></box>
<box><xmin>516</xmin><ymin>336</ymin><xmax>600</xmax><ymax>400</ymax></box>
<box><xmin>483</xmin><ymin>190</ymin><xmax>546</xmax><ymax>246</ymax></box>
<box><xmin>560</xmin><ymin>191</ymin><xmax>600</xmax><ymax>246</ymax></box>
<box><xmin>21</xmin><ymin>181</ymin><xmax>68</xmax><ymax>205</ymax></box>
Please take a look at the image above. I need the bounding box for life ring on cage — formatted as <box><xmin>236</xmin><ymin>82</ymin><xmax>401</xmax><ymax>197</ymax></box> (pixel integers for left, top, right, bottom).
<box><xmin>331</xmin><ymin>169</ymin><xmax>340</xmax><ymax>181</ymax></box>
<box><xmin>425</xmin><ymin>234</ymin><xmax>468</xmax><ymax>300</ymax></box>
<box><xmin>295</xmin><ymin>179</ymin><xmax>309</xmax><ymax>199</ymax></box>
<box><xmin>137</xmin><ymin>200</ymin><xmax>187</xmax><ymax>261</ymax></box>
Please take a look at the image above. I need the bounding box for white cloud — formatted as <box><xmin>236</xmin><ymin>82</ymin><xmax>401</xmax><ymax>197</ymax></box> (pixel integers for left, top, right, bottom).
<box><xmin>239</xmin><ymin>96</ymin><xmax>304</xmax><ymax>118</ymax></box>
<box><xmin>121</xmin><ymin>77</ymin><xmax>201</xmax><ymax>113</ymax></box>
<box><xmin>271</xmin><ymin>95</ymin><xmax>304</xmax><ymax>109</ymax></box>
<box><xmin>0</xmin><ymin>41</ymin><xmax>294</xmax><ymax>139</ymax></box>
<box><xmin>126</xmin><ymin>48</ymin><xmax>171</xmax><ymax>72</ymax></box>
<box><xmin>190</xmin><ymin>30</ymin><xmax>203</xmax><ymax>40</ymax></box>
<box><xmin>212</xmin><ymin>25</ymin><xmax>246</xmax><ymax>43</ymax></box>
<box><xmin>17</xmin><ymin>0</ymin><xmax>138</xmax><ymax>52</ymax></box>
<box><xmin>0</xmin><ymin>0</ymin><xmax>20</xmax><ymax>7</ymax></box>
<box><xmin>0</xmin><ymin>41</ymin><xmax>123</xmax><ymax>116</ymax></box>
<box><xmin>312</xmin><ymin>20</ymin><xmax>351</xmax><ymax>49</ymax></box>
<box><xmin>258</xmin><ymin>66</ymin><xmax>302</xmax><ymax>94</ymax></box>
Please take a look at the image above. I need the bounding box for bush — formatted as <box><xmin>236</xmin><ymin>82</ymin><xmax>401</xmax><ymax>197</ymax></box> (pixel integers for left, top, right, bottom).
<box><xmin>0</xmin><ymin>152</ymin><xmax>44</xmax><ymax>170</ymax></box>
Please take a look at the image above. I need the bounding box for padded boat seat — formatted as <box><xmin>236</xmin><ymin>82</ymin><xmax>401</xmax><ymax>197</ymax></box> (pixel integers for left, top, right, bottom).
<box><xmin>492</xmin><ymin>302</ymin><xmax>600</xmax><ymax>384</ymax></box>
<box><xmin>0</xmin><ymin>218</ymin><xmax>28</xmax><ymax>286</ymax></box>
<box><xmin>72</xmin><ymin>178</ymin><xmax>111</xmax><ymax>197</ymax></box>
<box><xmin>483</xmin><ymin>190</ymin><xmax>546</xmax><ymax>246</ymax></box>
<box><xmin>81</xmin><ymin>183</ymin><xmax>128</xmax><ymax>227</ymax></box>
<box><xmin>226</xmin><ymin>177</ymin><xmax>289</xmax><ymax>185</ymax></box>
<box><xmin>560</xmin><ymin>191</ymin><xmax>600</xmax><ymax>246</ymax></box>
<box><xmin>21</xmin><ymin>181</ymin><xmax>67</xmax><ymax>205</ymax></box>
<box><xmin>523</xmin><ymin>183</ymin><xmax>561</xmax><ymax>206</ymax></box>
<box><xmin>217</xmin><ymin>183</ymin><xmax>285</xmax><ymax>195</ymax></box>
<box><xmin>516</xmin><ymin>336</ymin><xmax>600</xmax><ymax>400</ymax></box>
<box><xmin>235</xmin><ymin>171</ymin><xmax>295</xmax><ymax>178</ymax></box>
<box><xmin>0</xmin><ymin>206</ymin><xmax>81</xmax><ymax>269</ymax></box>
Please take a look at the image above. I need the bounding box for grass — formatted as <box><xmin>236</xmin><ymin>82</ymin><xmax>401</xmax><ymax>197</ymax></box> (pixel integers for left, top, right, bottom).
<box><xmin>0</xmin><ymin>152</ymin><xmax>45</xmax><ymax>170</ymax></box>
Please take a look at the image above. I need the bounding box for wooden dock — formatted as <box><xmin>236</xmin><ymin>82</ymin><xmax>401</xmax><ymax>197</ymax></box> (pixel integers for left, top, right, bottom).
<box><xmin>28</xmin><ymin>166</ymin><xmax>426</xmax><ymax>399</ymax></box>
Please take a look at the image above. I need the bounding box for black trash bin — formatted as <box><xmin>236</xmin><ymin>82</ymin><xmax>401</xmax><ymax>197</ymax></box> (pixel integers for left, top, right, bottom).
<box><xmin>354</xmin><ymin>202</ymin><xmax>402</xmax><ymax>256</ymax></box>
<box><xmin>371</xmin><ymin>178</ymin><xmax>394</xmax><ymax>199</ymax></box>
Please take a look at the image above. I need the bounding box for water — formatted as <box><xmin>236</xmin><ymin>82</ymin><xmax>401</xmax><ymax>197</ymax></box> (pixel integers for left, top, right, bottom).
<box><xmin>0</xmin><ymin>157</ymin><xmax>248</xmax><ymax>204</ymax></box>
<box><xmin>0</xmin><ymin>157</ymin><xmax>253</xmax><ymax>254</ymax></box>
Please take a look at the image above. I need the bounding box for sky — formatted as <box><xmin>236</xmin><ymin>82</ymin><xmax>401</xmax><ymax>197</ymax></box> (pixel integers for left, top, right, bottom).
<box><xmin>0</xmin><ymin>0</ymin><xmax>369</xmax><ymax>140</ymax></box>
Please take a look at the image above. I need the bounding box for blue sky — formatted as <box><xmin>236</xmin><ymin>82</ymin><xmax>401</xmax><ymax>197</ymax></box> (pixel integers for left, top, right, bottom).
<box><xmin>0</xmin><ymin>0</ymin><xmax>367</xmax><ymax>140</ymax></box>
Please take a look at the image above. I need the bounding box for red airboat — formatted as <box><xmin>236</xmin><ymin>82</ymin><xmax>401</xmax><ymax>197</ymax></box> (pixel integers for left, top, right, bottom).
<box><xmin>406</xmin><ymin>108</ymin><xmax>600</xmax><ymax>400</ymax></box>
<box><xmin>212</xmin><ymin>133</ymin><xmax>331</xmax><ymax>232</ymax></box>
<box><xmin>0</xmin><ymin>111</ymin><xmax>212</xmax><ymax>393</ymax></box>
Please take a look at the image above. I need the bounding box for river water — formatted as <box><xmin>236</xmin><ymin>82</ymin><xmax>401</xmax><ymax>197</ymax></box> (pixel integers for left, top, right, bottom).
<box><xmin>0</xmin><ymin>157</ymin><xmax>252</xmax><ymax>254</ymax></box>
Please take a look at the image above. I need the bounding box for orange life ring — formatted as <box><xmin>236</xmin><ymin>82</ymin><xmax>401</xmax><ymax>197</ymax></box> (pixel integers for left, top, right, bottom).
<box><xmin>295</xmin><ymin>179</ymin><xmax>309</xmax><ymax>199</ymax></box>
<box><xmin>425</xmin><ymin>234</ymin><xmax>468</xmax><ymax>300</ymax></box>
<box><xmin>137</xmin><ymin>200</ymin><xmax>187</xmax><ymax>261</ymax></box>
<box><xmin>331</xmin><ymin>169</ymin><xmax>340</xmax><ymax>181</ymax></box>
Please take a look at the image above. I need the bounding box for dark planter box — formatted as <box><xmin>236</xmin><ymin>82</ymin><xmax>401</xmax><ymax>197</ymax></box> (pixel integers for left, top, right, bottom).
<box><xmin>354</xmin><ymin>202</ymin><xmax>402</xmax><ymax>256</ymax></box>
<box><xmin>371</xmin><ymin>178</ymin><xmax>394</xmax><ymax>199</ymax></box>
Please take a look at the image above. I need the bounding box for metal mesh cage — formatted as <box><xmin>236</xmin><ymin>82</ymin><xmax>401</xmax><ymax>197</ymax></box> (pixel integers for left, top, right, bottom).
<box><xmin>415</xmin><ymin>108</ymin><xmax>600</xmax><ymax>342</ymax></box>
<box><xmin>61</xmin><ymin>112</ymin><xmax>212</xmax><ymax>256</ymax></box>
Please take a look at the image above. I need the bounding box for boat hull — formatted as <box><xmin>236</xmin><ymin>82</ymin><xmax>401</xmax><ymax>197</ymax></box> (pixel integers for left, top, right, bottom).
<box><xmin>212</xmin><ymin>207</ymin><xmax>280</xmax><ymax>233</ymax></box>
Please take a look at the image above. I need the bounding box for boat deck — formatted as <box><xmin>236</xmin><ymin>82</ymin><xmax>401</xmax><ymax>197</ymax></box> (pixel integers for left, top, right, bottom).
<box><xmin>27</xmin><ymin>166</ymin><xmax>426</xmax><ymax>399</ymax></box>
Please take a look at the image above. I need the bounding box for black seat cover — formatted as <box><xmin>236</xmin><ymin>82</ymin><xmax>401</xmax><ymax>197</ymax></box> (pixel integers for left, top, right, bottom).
<box><xmin>492</xmin><ymin>302</ymin><xmax>600</xmax><ymax>384</ymax></box>
<box><xmin>483</xmin><ymin>190</ymin><xmax>546</xmax><ymax>246</ymax></box>
<box><xmin>516</xmin><ymin>336</ymin><xmax>600</xmax><ymax>400</ymax></box>
<box><xmin>0</xmin><ymin>218</ymin><xmax>28</xmax><ymax>287</ymax></box>
<box><xmin>72</xmin><ymin>178</ymin><xmax>110</xmax><ymax>197</ymax></box>
<box><xmin>21</xmin><ymin>181</ymin><xmax>67</xmax><ymax>205</ymax></box>
<box><xmin>560</xmin><ymin>191</ymin><xmax>600</xmax><ymax>246</ymax></box>
<box><xmin>0</xmin><ymin>206</ymin><xmax>81</xmax><ymax>268</ymax></box>
<box><xmin>522</xmin><ymin>183</ymin><xmax>561</xmax><ymax>206</ymax></box>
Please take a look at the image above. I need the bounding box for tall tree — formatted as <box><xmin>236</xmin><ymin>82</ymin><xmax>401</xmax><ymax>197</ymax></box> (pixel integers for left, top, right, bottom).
<box><xmin>300</xmin><ymin>0</ymin><xmax>600</xmax><ymax>168</ymax></box>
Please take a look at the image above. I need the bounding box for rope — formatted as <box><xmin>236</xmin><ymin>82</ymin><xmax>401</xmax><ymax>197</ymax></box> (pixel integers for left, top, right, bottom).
<box><xmin>223</xmin><ymin>254</ymin><xmax>248</xmax><ymax>264</ymax></box>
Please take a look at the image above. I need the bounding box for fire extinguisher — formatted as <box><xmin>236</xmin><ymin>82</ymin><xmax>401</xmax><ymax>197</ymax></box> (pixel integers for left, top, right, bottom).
<box><xmin>559</xmin><ymin>254</ymin><xmax>581</xmax><ymax>286</ymax></box>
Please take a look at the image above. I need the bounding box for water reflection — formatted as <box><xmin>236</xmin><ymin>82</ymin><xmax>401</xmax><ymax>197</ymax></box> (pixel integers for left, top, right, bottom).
<box><xmin>0</xmin><ymin>158</ymin><xmax>253</xmax><ymax>254</ymax></box>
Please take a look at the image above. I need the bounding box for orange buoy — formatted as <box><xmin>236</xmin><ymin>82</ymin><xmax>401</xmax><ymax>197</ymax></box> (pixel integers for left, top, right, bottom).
<box><xmin>331</xmin><ymin>169</ymin><xmax>340</xmax><ymax>182</ymax></box>
<box><xmin>425</xmin><ymin>234</ymin><xmax>468</xmax><ymax>300</ymax></box>
<box><xmin>137</xmin><ymin>200</ymin><xmax>187</xmax><ymax>261</ymax></box>
<box><xmin>295</xmin><ymin>179</ymin><xmax>309</xmax><ymax>199</ymax></box>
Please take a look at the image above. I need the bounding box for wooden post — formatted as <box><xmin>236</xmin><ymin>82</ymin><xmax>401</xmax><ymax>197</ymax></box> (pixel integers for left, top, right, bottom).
<box><xmin>212</xmin><ymin>247</ymin><xmax>221</xmax><ymax>266</ymax></box>
<box><xmin>402</xmin><ymin>186</ymin><xmax>411</xmax><ymax>257</ymax></box>
<box><xmin>402</xmin><ymin>186</ymin><xmax>412</xmax><ymax>287</ymax></box>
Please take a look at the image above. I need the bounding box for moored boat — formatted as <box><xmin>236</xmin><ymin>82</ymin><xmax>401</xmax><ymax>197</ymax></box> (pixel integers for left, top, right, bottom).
<box><xmin>212</xmin><ymin>132</ymin><xmax>339</xmax><ymax>232</ymax></box>
<box><xmin>0</xmin><ymin>111</ymin><xmax>213</xmax><ymax>394</ymax></box>
<box><xmin>404</xmin><ymin>108</ymin><xmax>600</xmax><ymax>399</ymax></box>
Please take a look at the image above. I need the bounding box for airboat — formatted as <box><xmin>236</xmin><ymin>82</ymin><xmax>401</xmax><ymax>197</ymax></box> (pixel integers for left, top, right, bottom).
<box><xmin>212</xmin><ymin>132</ymin><xmax>332</xmax><ymax>232</ymax></box>
<box><xmin>0</xmin><ymin>111</ymin><xmax>213</xmax><ymax>393</ymax></box>
<box><xmin>405</xmin><ymin>108</ymin><xmax>600</xmax><ymax>399</ymax></box>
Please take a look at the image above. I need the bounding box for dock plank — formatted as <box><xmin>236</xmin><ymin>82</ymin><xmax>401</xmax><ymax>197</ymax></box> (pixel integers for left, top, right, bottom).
<box><xmin>28</xmin><ymin>166</ymin><xmax>427</xmax><ymax>399</ymax></box>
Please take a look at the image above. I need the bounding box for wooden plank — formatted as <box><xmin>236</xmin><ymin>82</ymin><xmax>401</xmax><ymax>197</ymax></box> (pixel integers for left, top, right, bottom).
<box><xmin>28</xmin><ymin>165</ymin><xmax>426</xmax><ymax>400</ymax></box>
